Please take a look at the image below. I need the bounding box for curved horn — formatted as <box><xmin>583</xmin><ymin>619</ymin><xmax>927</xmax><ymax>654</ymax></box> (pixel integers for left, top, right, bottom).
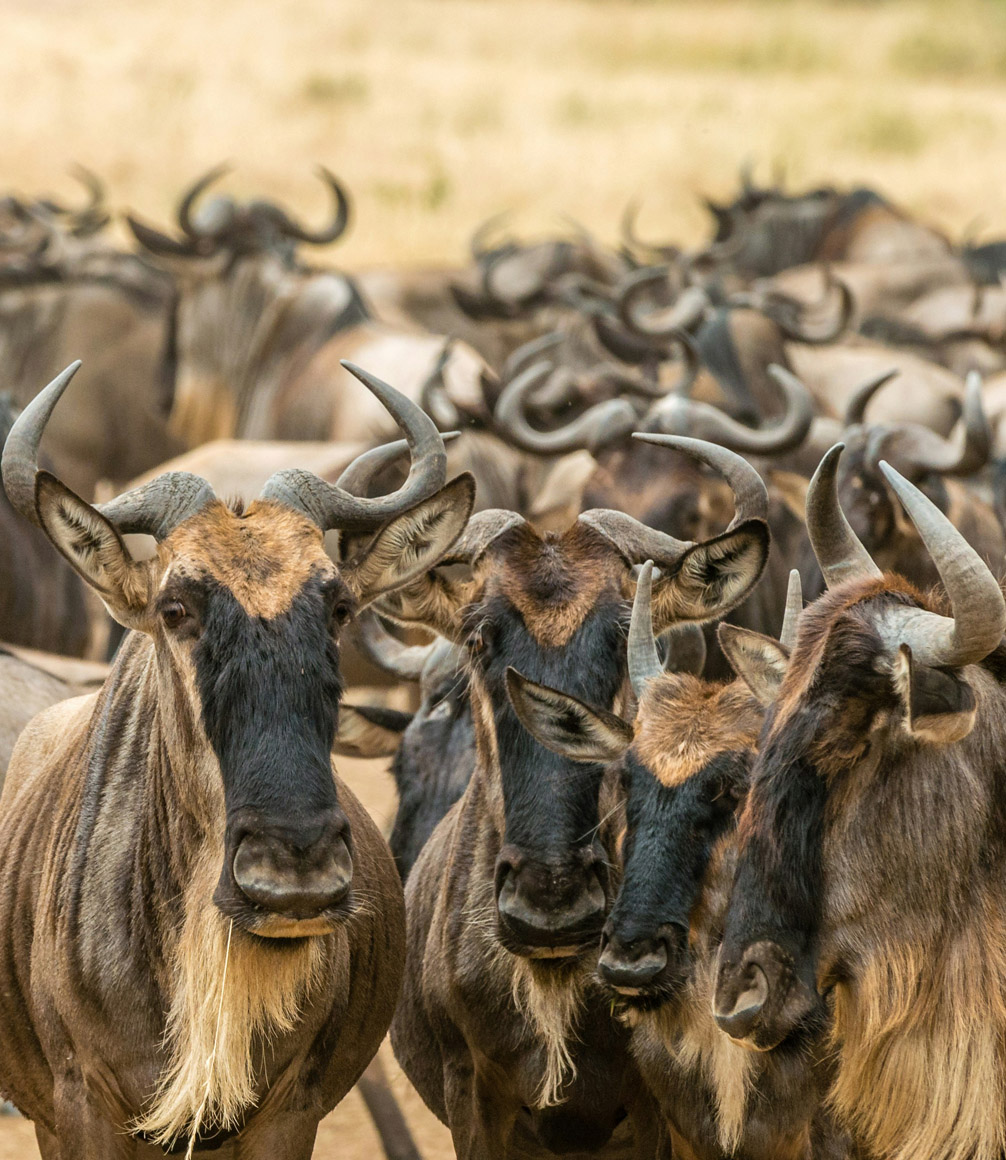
<box><xmin>355</xmin><ymin>612</ymin><xmax>439</xmax><ymax>681</ymax></box>
<box><xmin>177</xmin><ymin>164</ymin><xmax>231</xmax><ymax>239</ymax></box>
<box><xmin>261</xmin><ymin>362</ymin><xmax>447</xmax><ymax>531</ymax></box>
<box><xmin>765</xmin><ymin>277</ymin><xmax>853</xmax><ymax>345</ymax></box>
<box><xmin>617</xmin><ymin>267</ymin><xmax>709</xmax><ymax>340</ymax></box>
<box><xmin>277</xmin><ymin>167</ymin><xmax>351</xmax><ymax>246</ymax></box>
<box><xmin>470</xmin><ymin>211</ymin><xmax>511</xmax><ymax>264</ymax></box>
<box><xmin>806</xmin><ymin>444</ymin><xmax>882</xmax><ymax>588</ymax></box>
<box><xmin>646</xmin><ymin>363</ymin><xmax>813</xmax><ymax>456</ymax></box>
<box><xmin>588</xmin><ymin>335</ymin><xmax>699</xmax><ymax>401</ymax></box>
<box><xmin>876</xmin><ymin>371</ymin><xmax>991</xmax><ymax>478</ymax></box>
<box><xmin>67</xmin><ymin>164</ymin><xmax>105</xmax><ymax>218</ymax></box>
<box><xmin>493</xmin><ymin>361</ymin><xmax>639</xmax><ymax>455</ymax></box>
<box><xmin>2</xmin><ymin>362</ymin><xmax>215</xmax><ymax>538</ymax></box>
<box><xmin>628</xmin><ymin>560</ymin><xmax>663</xmax><ymax>697</ymax></box>
<box><xmin>878</xmin><ymin>461</ymin><xmax>1006</xmax><ymax>668</ymax></box>
<box><xmin>843</xmin><ymin>369</ymin><xmax>899</xmax><ymax>427</ymax></box>
<box><xmin>580</xmin><ymin>435</ymin><xmax>769</xmax><ymax>568</ymax></box>
<box><xmin>779</xmin><ymin>569</ymin><xmax>803</xmax><ymax>651</ymax></box>
<box><xmin>446</xmin><ymin>508</ymin><xmax>526</xmax><ymax>565</ymax></box>
<box><xmin>420</xmin><ymin>340</ymin><xmax>461</xmax><ymax>430</ymax></box>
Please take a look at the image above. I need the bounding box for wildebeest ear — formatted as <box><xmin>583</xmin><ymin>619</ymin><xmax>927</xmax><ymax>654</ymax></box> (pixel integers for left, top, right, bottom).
<box><xmin>341</xmin><ymin>474</ymin><xmax>476</xmax><ymax>607</ymax></box>
<box><xmin>718</xmin><ymin>624</ymin><xmax>789</xmax><ymax>707</ymax></box>
<box><xmin>892</xmin><ymin>644</ymin><xmax>977</xmax><ymax>744</ymax></box>
<box><xmin>505</xmin><ymin>667</ymin><xmax>633</xmax><ymax>762</ymax></box>
<box><xmin>34</xmin><ymin>472</ymin><xmax>150</xmax><ymax>626</ymax></box>
<box><xmin>651</xmin><ymin>520</ymin><xmax>770</xmax><ymax>630</ymax></box>
<box><xmin>332</xmin><ymin>704</ymin><xmax>413</xmax><ymax>758</ymax></box>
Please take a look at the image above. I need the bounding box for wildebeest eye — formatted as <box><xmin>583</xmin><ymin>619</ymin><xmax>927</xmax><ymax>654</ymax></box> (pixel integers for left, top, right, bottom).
<box><xmin>161</xmin><ymin>601</ymin><xmax>187</xmax><ymax>630</ymax></box>
<box><xmin>331</xmin><ymin>601</ymin><xmax>352</xmax><ymax>628</ymax></box>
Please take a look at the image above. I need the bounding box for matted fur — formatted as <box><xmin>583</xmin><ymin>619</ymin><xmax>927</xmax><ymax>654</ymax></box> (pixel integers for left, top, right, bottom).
<box><xmin>133</xmin><ymin>847</ymin><xmax>326</xmax><ymax>1146</ymax></box>
<box><xmin>511</xmin><ymin>959</ymin><xmax>590</xmax><ymax>1109</ymax></box>
<box><xmin>828</xmin><ymin>926</ymin><xmax>1006</xmax><ymax>1160</ymax></box>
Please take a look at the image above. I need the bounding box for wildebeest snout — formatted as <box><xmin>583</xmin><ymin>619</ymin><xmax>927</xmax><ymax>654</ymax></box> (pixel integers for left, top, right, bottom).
<box><xmin>713</xmin><ymin>940</ymin><xmax>818</xmax><ymax>1050</ymax></box>
<box><xmin>494</xmin><ymin>843</ymin><xmax>607</xmax><ymax>953</ymax></box>
<box><xmin>598</xmin><ymin>922</ymin><xmax>687</xmax><ymax>995</ymax></box>
<box><xmin>230</xmin><ymin>810</ymin><xmax>353</xmax><ymax>922</ymax></box>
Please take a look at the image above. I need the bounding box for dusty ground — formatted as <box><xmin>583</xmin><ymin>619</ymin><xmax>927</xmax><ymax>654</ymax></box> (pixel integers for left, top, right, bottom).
<box><xmin>4</xmin><ymin>0</ymin><xmax>1006</xmax><ymax>266</ymax></box>
<box><xmin>0</xmin><ymin>743</ymin><xmax>456</xmax><ymax>1159</ymax></box>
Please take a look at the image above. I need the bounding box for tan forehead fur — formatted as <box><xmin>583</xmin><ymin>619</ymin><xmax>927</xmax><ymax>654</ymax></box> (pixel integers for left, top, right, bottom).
<box><xmin>160</xmin><ymin>499</ymin><xmax>333</xmax><ymax>619</ymax></box>
<box><xmin>483</xmin><ymin>522</ymin><xmax>632</xmax><ymax>647</ymax></box>
<box><xmin>634</xmin><ymin>675</ymin><xmax>762</xmax><ymax>788</ymax></box>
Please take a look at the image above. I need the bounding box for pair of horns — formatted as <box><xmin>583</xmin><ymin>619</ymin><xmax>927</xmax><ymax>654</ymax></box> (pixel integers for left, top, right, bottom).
<box><xmin>2</xmin><ymin>360</ymin><xmax>449</xmax><ymax>540</ymax></box>
<box><xmin>627</xmin><ymin>564</ymin><xmax>803</xmax><ymax>698</ymax></box>
<box><xmin>807</xmin><ymin>444</ymin><xmax>1005</xmax><ymax>668</ymax></box>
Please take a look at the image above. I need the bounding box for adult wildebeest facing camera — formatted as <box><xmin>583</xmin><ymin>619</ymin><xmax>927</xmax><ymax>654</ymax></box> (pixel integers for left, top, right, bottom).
<box><xmin>713</xmin><ymin>444</ymin><xmax>1006</xmax><ymax>1160</ymax></box>
<box><xmin>0</xmin><ymin>359</ymin><xmax>475</xmax><ymax>1158</ymax></box>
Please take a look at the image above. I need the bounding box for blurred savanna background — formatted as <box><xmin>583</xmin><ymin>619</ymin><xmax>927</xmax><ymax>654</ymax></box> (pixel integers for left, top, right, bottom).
<box><xmin>9</xmin><ymin>0</ymin><xmax>1006</xmax><ymax>263</ymax></box>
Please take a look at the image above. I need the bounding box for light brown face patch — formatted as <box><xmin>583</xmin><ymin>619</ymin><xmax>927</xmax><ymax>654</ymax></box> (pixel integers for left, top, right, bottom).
<box><xmin>486</xmin><ymin>522</ymin><xmax>632</xmax><ymax>648</ymax></box>
<box><xmin>160</xmin><ymin>499</ymin><xmax>336</xmax><ymax>619</ymax></box>
<box><xmin>634</xmin><ymin>675</ymin><xmax>762</xmax><ymax>788</ymax></box>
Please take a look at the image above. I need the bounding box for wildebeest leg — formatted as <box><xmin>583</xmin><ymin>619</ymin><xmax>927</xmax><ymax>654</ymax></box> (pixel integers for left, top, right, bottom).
<box><xmin>443</xmin><ymin>1061</ymin><xmax>514</xmax><ymax>1160</ymax></box>
<box><xmin>34</xmin><ymin>1123</ymin><xmax>59</xmax><ymax>1160</ymax></box>
<box><xmin>356</xmin><ymin>1057</ymin><xmax>423</xmax><ymax>1160</ymax></box>
<box><xmin>233</xmin><ymin>1110</ymin><xmax>319</xmax><ymax>1159</ymax></box>
<box><xmin>50</xmin><ymin>1082</ymin><xmax>133</xmax><ymax>1160</ymax></box>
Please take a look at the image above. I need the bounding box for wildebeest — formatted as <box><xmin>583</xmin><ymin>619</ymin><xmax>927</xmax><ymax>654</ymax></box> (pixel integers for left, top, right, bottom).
<box><xmin>713</xmin><ymin>443</ymin><xmax>1006</xmax><ymax>1160</ymax></box>
<box><xmin>386</xmin><ymin>436</ymin><xmax>771</xmax><ymax>1157</ymax></box>
<box><xmin>507</xmin><ymin>569</ymin><xmax>849</xmax><ymax>1160</ymax></box>
<box><xmin>0</xmin><ymin>358</ymin><xmax>475</xmax><ymax>1157</ymax></box>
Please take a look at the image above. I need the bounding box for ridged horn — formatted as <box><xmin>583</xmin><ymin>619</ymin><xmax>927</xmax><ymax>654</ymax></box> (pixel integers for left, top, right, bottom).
<box><xmin>2</xmin><ymin>362</ymin><xmax>215</xmax><ymax>538</ymax></box>
<box><xmin>580</xmin><ymin>434</ymin><xmax>769</xmax><ymax>568</ymax></box>
<box><xmin>628</xmin><ymin>560</ymin><xmax>663</xmax><ymax>697</ymax></box>
<box><xmin>260</xmin><ymin>362</ymin><xmax>447</xmax><ymax>531</ymax></box>
<box><xmin>805</xmin><ymin>444</ymin><xmax>882</xmax><ymax>588</ymax></box>
<box><xmin>355</xmin><ymin>612</ymin><xmax>440</xmax><ymax>681</ymax></box>
<box><xmin>878</xmin><ymin>461</ymin><xmax>1006</xmax><ymax>668</ymax></box>
<box><xmin>779</xmin><ymin>569</ymin><xmax>803</xmax><ymax>651</ymax></box>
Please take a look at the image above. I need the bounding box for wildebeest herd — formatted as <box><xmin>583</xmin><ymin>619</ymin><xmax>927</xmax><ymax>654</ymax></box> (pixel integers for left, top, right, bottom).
<box><xmin>0</xmin><ymin>165</ymin><xmax>1005</xmax><ymax>1159</ymax></box>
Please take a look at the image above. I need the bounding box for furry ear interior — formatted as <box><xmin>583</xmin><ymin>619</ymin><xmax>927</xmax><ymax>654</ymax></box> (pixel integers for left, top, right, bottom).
<box><xmin>651</xmin><ymin>519</ymin><xmax>770</xmax><ymax>630</ymax></box>
<box><xmin>718</xmin><ymin>623</ymin><xmax>789</xmax><ymax>707</ymax></box>
<box><xmin>341</xmin><ymin>474</ymin><xmax>476</xmax><ymax>607</ymax></box>
<box><xmin>332</xmin><ymin>704</ymin><xmax>413</xmax><ymax>758</ymax></box>
<box><xmin>505</xmin><ymin>667</ymin><xmax>633</xmax><ymax>762</ymax></box>
<box><xmin>35</xmin><ymin>472</ymin><xmax>150</xmax><ymax>626</ymax></box>
<box><xmin>892</xmin><ymin>644</ymin><xmax>977</xmax><ymax>744</ymax></box>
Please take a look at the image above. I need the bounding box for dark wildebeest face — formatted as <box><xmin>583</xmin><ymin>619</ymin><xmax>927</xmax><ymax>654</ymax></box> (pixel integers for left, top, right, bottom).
<box><xmin>2</xmin><ymin>360</ymin><xmax>474</xmax><ymax>940</ymax></box>
<box><xmin>713</xmin><ymin>443</ymin><xmax>1006</xmax><ymax>1054</ymax></box>
<box><xmin>507</xmin><ymin>565</ymin><xmax>796</xmax><ymax>1009</ymax></box>
<box><xmin>384</xmin><ymin>436</ymin><xmax>772</xmax><ymax>959</ymax></box>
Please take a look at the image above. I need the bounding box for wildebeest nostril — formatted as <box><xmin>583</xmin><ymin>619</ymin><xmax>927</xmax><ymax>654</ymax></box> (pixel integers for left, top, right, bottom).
<box><xmin>496</xmin><ymin>859</ymin><xmax>607</xmax><ymax>947</ymax></box>
<box><xmin>233</xmin><ymin>831</ymin><xmax>353</xmax><ymax>917</ymax></box>
<box><xmin>713</xmin><ymin>961</ymin><xmax>770</xmax><ymax>1040</ymax></box>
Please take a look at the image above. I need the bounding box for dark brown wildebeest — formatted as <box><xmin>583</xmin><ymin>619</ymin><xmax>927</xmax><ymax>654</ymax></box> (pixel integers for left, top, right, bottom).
<box><xmin>0</xmin><ymin>396</ymin><xmax>91</xmax><ymax>655</ymax></box>
<box><xmin>712</xmin><ymin>443</ymin><xmax>1006</xmax><ymax>1160</ymax></box>
<box><xmin>0</xmin><ymin>359</ymin><xmax>475</xmax><ymax>1158</ymax></box>
<box><xmin>385</xmin><ymin>436</ymin><xmax>771</xmax><ymax>1158</ymax></box>
<box><xmin>507</xmin><ymin>569</ymin><xmax>850</xmax><ymax>1160</ymax></box>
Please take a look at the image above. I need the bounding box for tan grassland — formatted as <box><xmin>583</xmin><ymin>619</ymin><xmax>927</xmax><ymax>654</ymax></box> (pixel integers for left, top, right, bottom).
<box><xmin>4</xmin><ymin>0</ymin><xmax>1006</xmax><ymax>267</ymax></box>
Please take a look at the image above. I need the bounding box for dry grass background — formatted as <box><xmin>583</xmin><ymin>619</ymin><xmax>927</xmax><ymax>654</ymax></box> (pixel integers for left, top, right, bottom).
<box><xmin>6</xmin><ymin>0</ymin><xmax>1006</xmax><ymax>267</ymax></box>
<box><xmin>2</xmin><ymin>0</ymin><xmax>1006</xmax><ymax>1155</ymax></box>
